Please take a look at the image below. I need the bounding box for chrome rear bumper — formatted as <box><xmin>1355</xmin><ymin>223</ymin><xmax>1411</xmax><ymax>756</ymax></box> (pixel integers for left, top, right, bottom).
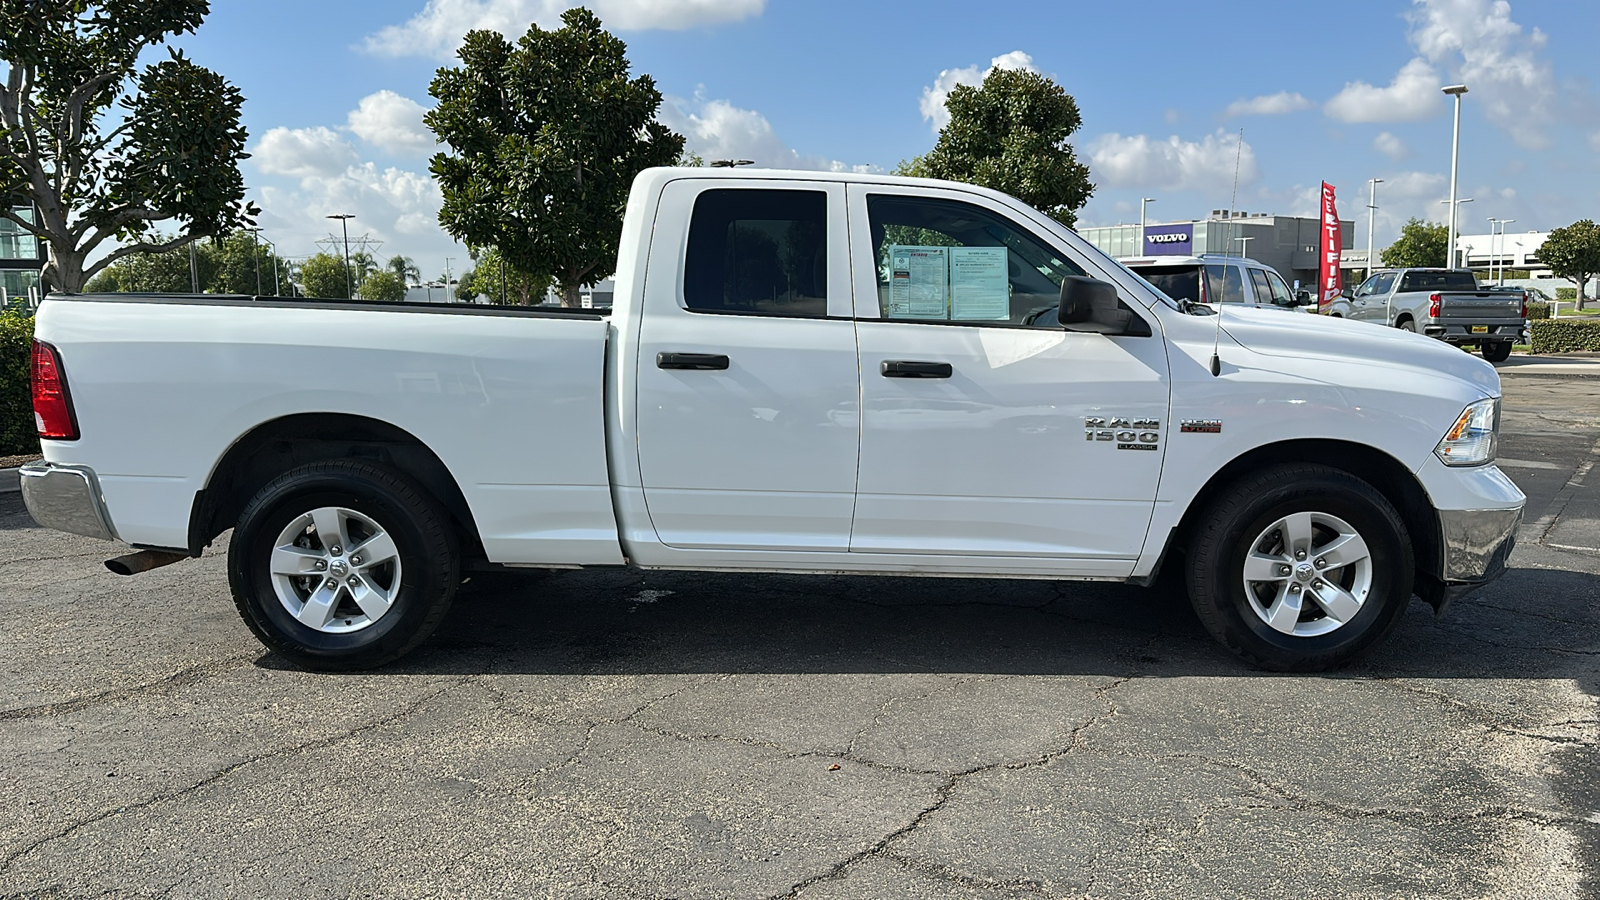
<box><xmin>20</xmin><ymin>462</ymin><xmax>118</xmax><ymax>542</ymax></box>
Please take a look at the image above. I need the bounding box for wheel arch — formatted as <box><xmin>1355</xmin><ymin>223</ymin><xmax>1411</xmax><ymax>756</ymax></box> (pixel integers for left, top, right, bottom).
<box><xmin>189</xmin><ymin>413</ymin><xmax>482</xmax><ymax>559</ymax></box>
<box><xmin>1164</xmin><ymin>439</ymin><xmax>1440</xmax><ymax>598</ymax></box>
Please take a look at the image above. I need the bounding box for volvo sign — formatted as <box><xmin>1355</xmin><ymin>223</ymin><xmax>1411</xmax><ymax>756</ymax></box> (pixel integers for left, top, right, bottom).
<box><xmin>1143</xmin><ymin>224</ymin><xmax>1193</xmax><ymax>256</ymax></box>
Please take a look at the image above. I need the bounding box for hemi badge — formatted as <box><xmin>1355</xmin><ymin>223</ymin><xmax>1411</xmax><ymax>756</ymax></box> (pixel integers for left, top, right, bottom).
<box><xmin>1181</xmin><ymin>420</ymin><xmax>1223</xmax><ymax>434</ymax></box>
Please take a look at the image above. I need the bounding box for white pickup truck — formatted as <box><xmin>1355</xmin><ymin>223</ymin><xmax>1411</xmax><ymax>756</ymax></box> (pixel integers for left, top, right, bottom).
<box><xmin>23</xmin><ymin>168</ymin><xmax>1523</xmax><ymax>672</ymax></box>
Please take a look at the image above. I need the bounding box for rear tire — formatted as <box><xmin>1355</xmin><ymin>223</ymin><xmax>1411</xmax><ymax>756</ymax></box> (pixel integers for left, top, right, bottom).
<box><xmin>1481</xmin><ymin>342</ymin><xmax>1512</xmax><ymax>362</ymax></box>
<box><xmin>1397</xmin><ymin>318</ymin><xmax>1416</xmax><ymax>333</ymax></box>
<box><xmin>1185</xmin><ymin>464</ymin><xmax>1413</xmax><ymax>671</ymax></box>
<box><xmin>228</xmin><ymin>460</ymin><xmax>459</xmax><ymax>670</ymax></box>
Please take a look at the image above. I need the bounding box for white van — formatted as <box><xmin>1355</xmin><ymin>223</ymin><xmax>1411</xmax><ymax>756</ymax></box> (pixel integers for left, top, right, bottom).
<box><xmin>1121</xmin><ymin>254</ymin><xmax>1315</xmax><ymax>313</ymax></box>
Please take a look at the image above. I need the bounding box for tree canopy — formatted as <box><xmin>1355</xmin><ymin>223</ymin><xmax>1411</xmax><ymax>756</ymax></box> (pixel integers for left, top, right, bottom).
<box><xmin>425</xmin><ymin>8</ymin><xmax>684</xmax><ymax>307</ymax></box>
<box><xmin>297</xmin><ymin>252</ymin><xmax>351</xmax><ymax>299</ymax></box>
<box><xmin>468</xmin><ymin>247</ymin><xmax>551</xmax><ymax>305</ymax></box>
<box><xmin>0</xmin><ymin>0</ymin><xmax>256</xmax><ymax>292</ymax></box>
<box><xmin>83</xmin><ymin>230</ymin><xmax>288</xmax><ymax>295</ymax></box>
<box><xmin>1540</xmin><ymin>220</ymin><xmax>1600</xmax><ymax>308</ymax></box>
<box><xmin>915</xmin><ymin>68</ymin><xmax>1094</xmax><ymax>226</ymax></box>
<box><xmin>1381</xmin><ymin>218</ymin><xmax>1449</xmax><ymax>269</ymax></box>
<box><xmin>358</xmin><ymin>269</ymin><xmax>406</xmax><ymax>302</ymax></box>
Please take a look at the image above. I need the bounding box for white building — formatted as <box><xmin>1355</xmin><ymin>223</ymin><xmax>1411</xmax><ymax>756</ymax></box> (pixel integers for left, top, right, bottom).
<box><xmin>1454</xmin><ymin>230</ymin><xmax>1550</xmax><ymax>275</ymax></box>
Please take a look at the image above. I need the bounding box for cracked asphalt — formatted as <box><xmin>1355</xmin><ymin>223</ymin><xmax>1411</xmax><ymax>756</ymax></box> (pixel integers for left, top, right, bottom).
<box><xmin>3</xmin><ymin>368</ymin><xmax>1599</xmax><ymax>899</ymax></box>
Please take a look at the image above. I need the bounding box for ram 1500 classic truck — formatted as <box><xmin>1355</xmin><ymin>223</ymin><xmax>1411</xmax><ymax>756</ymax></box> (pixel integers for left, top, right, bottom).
<box><xmin>1343</xmin><ymin>268</ymin><xmax>1525</xmax><ymax>361</ymax></box>
<box><xmin>22</xmin><ymin>167</ymin><xmax>1524</xmax><ymax>672</ymax></box>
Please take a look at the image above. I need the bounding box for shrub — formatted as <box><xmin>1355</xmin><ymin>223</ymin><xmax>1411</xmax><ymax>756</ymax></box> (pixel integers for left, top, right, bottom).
<box><xmin>1557</xmin><ymin>287</ymin><xmax>1578</xmax><ymax>301</ymax></box>
<box><xmin>1530</xmin><ymin>319</ymin><xmax>1600</xmax><ymax>353</ymax></box>
<box><xmin>1525</xmin><ymin>301</ymin><xmax>1550</xmax><ymax>320</ymax></box>
<box><xmin>0</xmin><ymin>309</ymin><xmax>38</xmax><ymax>456</ymax></box>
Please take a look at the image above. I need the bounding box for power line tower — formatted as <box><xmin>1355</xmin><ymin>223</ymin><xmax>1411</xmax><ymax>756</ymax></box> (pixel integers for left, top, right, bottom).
<box><xmin>315</xmin><ymin>232</ymin><xmax>384</xmax><ymax>293</ymax></box>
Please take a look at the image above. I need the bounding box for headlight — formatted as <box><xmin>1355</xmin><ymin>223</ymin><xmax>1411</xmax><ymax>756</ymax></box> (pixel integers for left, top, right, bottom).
<box><xmin>1435</xmin><ymin>398</ymin><xmax>1499</xmax><ymax>466</ymax></box>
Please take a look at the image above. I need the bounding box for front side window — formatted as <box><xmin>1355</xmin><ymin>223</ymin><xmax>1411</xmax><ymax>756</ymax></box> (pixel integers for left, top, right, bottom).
<box><xmin>1264</xmin><ymin>271</ymin><xmax>1296</xmax><ymax>305</ymax></box>
<box><xmin>1371</xmin><ymin>272</ymin><xmax>1397</xmax><ymax>295</ymax></box>
<box><xmin>683</xmin><ymin>189</ymin><xmax>827</xmax><ymax>317</ymax></box>
<box><xmin>866</xmin><ymin>194</ymin><xmax>1085</xmax><ymax>325</ymax></box>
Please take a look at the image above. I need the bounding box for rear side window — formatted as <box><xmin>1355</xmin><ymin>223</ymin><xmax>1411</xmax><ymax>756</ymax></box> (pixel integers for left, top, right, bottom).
<box><xmin>1248</xmin><ymin>269</ymin><xmax>1273</xmax><ymax>305</ymax></box>
<box><xmin>1131</xmin><ymin>266</ymin><xmax>1201</xmax><ymax>304</ymax></box>
<box><xmin>1203</xmin><ymin>264</ymin><xmax>1247</xmax><ymax>304</ymax></box>
<box><xmin>683</xmin><ymin>189</ymin><xmax>827</xmax><ymax>317</ymax></box>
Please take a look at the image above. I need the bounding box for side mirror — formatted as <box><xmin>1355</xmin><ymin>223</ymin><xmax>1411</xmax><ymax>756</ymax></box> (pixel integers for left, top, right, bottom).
<box><xmin>1340</xmin><ymin>286</ymin><xmax>1354</xmax><ymax>299</ymax></box>
<box><xmin>1058</xmin><ymin>276</ymin><xmax>1150</xmax><ymax>337</ymax></box>
<box><xmin>1057</xmin><ymin>275</ymin><xmax>1105</xmax><ymax>324</ymax></box>
<box><xmin>1294</xmin><ymin>289</ymin><xmax>1314</xmax><ymax>307</ymax></box>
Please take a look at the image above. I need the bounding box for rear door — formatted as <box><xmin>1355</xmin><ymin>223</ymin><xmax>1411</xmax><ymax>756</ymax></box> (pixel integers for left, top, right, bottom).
<box><xmin>634</xmin><ymin>180</ymin><xmax>861</xmax><ymax>551</ymax></box>
<box><xmin>846</xmin><ymin>184</ymin><xmax>1169</xmax><ymax>568</ymax></box>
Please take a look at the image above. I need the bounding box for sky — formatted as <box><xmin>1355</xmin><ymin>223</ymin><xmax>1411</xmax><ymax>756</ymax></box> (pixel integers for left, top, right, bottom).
<box><xmin>159</xmin><ymin>0</ymin><xmax>1600</xmax><ymax>281</ymax></box>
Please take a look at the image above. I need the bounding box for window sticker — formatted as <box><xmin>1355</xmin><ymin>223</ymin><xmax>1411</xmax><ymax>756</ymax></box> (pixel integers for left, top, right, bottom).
<box><xmin>888</xmin><ymin>245</ymin><xmax>950</xmax><ymax>319</ymax></box>
<box><xmin>949</xmin><ymin>246</ymin><xmax>1010</xmax><ymax>321</ymax></box>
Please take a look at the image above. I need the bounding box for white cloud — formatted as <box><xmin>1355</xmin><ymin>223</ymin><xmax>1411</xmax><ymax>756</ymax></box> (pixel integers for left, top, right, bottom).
<box><xmin>1086</xmin><ymin>129</ymin><xmax>1258</xmax><ymax>192</ymax></box>
<box><xmin>253</xmin><ymin>127</ymin><xmax>360</xmax><ymax>178</ymax></box>
<box><xmin>919</xmin><ymin>51</ymin><xmax>1037</xmax><ymax>132</ymax></box>
<box><xmin>365</xmin><ymin>0</ymin><xmax>763</xmax><ymax>59</ymax></box>
<box><xmin>1590</xmin><ymin>132</ymin><xmax>1600</xmax><ymax>153</ymax></box>
<box><xmin>1223</xmin><ymin>91</ymin><xmax>1313</xmax><ymax>118</ymax></box>
<box><xmin>348</xmin><ymin>91</ymin><xmax>435</xmax><ymax>157</ymax></box>
<box><xmin>1374</xmin><ymin>131</ymin><xmax>1408</xmax><ymax>161</ymax></box>
<box><xmin>1324</xmin><ymin>58</ymin><xmax>1442</xmax><ymax>123</ymax></box>
<box><xmin>658</xmin><ymin>93</ymin><xmax>875</xmax><ymax>173</ymax></box>
<box><xmin>1407</xmin><ymin>0</ymin><xmax>1555</xmax><ymax>148</ymax></box>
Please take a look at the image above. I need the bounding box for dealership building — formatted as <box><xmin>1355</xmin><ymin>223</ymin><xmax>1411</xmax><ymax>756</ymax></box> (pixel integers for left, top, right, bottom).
<box><xmin>1</xmin><ymin>204</ymin><xmax>45</xmax><ymax>307</ymax></box>
<box><xmin>1078</xmin><ymin>210</ymin><xmax>1354</xmax><ymax>290</ymax></box>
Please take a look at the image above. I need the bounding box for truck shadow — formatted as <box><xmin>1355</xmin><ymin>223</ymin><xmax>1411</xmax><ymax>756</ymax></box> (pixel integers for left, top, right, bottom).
<box><xmin>354</xmin><ymin>563</ymin><xmax>1600</xmax><ymax>684</ymax></box>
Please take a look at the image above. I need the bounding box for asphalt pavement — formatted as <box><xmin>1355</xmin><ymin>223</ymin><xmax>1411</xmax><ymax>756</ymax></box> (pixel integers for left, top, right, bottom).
<box><xmin>1</xmin><ymin>365</ymin><xmax>1598</xmax><ymax>899</ymax></box>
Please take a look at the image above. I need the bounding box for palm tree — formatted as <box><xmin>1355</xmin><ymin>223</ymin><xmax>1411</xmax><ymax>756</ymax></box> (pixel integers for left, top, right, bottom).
<box><xmin>387</xmin><ymin>255</ymin><xmax>421</xmax><ymax>285</ymax></box>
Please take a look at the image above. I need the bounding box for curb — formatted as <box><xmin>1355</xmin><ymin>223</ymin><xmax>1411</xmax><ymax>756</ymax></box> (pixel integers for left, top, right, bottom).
<box><xmin>0</xmin><ymin>467</ymin><xmax>18</xmax><ymax>494</ymax></box>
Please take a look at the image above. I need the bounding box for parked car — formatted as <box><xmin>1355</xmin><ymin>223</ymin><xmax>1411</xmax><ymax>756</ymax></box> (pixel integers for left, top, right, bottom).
<box><xmin>22</xmin><ymin>167</ymin><xmax>1522</xmax><ymax>673</ymax></box>
<box><xmin>1343</xmin><ymin>269</ymin><xmax>1524</xmax><ymax>362</ymax></box>
<box><xmin>1120</xmin><ymin>254</ymin><xmax>1315</xmax><ymax>313</ymax></box>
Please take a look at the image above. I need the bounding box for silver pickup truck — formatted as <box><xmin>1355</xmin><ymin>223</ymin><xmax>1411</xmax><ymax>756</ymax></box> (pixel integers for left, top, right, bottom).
<box><xmin>1342</xmin><ymin>268</ymin><xmax>1524</xmax><ymax>361</ymax></box>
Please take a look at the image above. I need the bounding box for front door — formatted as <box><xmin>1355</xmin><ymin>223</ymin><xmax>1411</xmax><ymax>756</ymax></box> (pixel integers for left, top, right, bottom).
<box><xmin>845</xmin><ymin>185</ymin><xmax>1170</xmax><ymax>567</ymax></box>
<box><xmin>634</xmin><ymin>180</ymin><xmax>860</xmax><ymax>551</ymax></box>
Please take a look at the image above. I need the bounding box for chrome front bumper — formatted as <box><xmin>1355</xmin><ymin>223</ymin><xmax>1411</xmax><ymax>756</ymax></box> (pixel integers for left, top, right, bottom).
<box><xmin>20</xmin><ymin>462</ymin><xmax>119</xmax><ymax>542</ymax></box>
<box><xmin>1440</xmin><ymin>505</ymin><xmax>1520</xmax><ymax>586</ymax></box>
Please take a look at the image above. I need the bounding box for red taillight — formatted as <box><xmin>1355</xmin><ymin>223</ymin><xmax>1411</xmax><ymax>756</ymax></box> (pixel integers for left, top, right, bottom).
<box><xmin>32</xmin><ymin>340</ymin><xmax>79</xmax><ymax>440</ymax></box>
<box><xmin>1429</xmin><ymin>292</ymin><xmax>1441</xmax><ymax>318</ymax></box>
<box><xmin>1521</xmin><ymin>291</ymin><xmax>1528</xmax><ymax>318</ymax></box>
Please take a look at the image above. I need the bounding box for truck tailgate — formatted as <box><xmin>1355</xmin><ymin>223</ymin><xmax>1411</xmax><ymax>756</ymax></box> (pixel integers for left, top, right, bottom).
<box><xmin>1438</xmin><ymin>292</ymin><xmax>1524</xmax><ymax>321</ymax></box>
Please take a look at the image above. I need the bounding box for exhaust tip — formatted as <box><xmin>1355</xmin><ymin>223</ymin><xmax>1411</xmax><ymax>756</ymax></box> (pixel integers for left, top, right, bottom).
<box><xmin>105</xmin><ymin>550</ymin><xmax>190</xmax><ymax>577</ymax></box>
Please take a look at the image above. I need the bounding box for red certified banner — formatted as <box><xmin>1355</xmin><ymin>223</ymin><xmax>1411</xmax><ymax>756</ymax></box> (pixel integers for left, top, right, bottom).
<box><xmin>1319</xmin><ymin>182</ymin><xmax>1342</xmax><ymax>313</ymax></box>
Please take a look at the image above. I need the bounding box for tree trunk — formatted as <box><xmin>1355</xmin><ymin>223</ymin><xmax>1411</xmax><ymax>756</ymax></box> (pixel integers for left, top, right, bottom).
<box><xmin>561</xmin><ymin>281</ymin><xmax>581</xmax><ymax>308</ymax></box>
<box><xmin>46</xmin><ymin>244</ymin><xmax>86</xmax><ymax>294</ymax></box>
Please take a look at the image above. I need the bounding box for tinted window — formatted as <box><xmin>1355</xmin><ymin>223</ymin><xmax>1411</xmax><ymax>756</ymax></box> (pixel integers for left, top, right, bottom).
<box><xmin>1354</xmin><ymin>275</ymin><xmax>1379</xmax><ymax>297</ymax></box>
<box><xmin>1371</xmin><ymin>272</ymin><xmax>1397</xmax><ymax>295</ymax></box>
<box><xmin>1398</xmin><ymin>270</ymin><xmax>1477</xmax><ymax>292</ymax></box>
<box><xmin>1203</xmin><ymin>264</ymin><xmax>1247</xmax><ymax>304</ymax></box>
<box><xmin>1264</xmin><ymin>271</ymin><xmax>1295</xmax><ymax>306</ymax></box>
<box><xmin>1248</xmin><ymin>269</ymin><xmax>1273</xmax><ymax>305</ymax></box>
<box><xmin>866</xmin><ymin>194</ymin><xmax>1085</xmax><ymax>325</ymax></box>
<box><xmin>684</xmin><ymin>189</ymin><xmax>827</xmax><ymax>317</ymax></box>
<box><xmin>1131</xmin><ymin>266</ymin><xmax>1201</xmax><ymax>304</ymax></box>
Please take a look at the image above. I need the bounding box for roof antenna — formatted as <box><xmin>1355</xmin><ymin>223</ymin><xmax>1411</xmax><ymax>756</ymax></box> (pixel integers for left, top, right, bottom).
<box><xmin>1211</xmin><ymin>127</ymin><xmax>1244</xmax><ymax>377</ymax></box>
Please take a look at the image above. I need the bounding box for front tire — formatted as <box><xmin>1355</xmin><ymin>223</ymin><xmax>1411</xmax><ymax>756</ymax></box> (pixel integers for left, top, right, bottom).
<box><xmin>228</xmin><ymin>460</ymin><xmax>459</xmax><ymax>670</ymax></box>
<box><xmin>1185</xmin><ymin>464</ymin><xmax>1413</xmax><ymax>671</ymax></box>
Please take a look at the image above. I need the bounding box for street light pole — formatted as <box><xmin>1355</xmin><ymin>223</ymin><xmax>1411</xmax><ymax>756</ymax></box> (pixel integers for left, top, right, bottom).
<box><xmin>1440</xmin><ymin>198</ymin><xmax>1473</xmax><ymax>268</ymax></box>
<box><xmin>1442</xmin><ymin>84</ymin><xmax>1469</xmax><ymax>270</ymax></box>
<box><xmin>327</xmin><ymin>214</ymin><xmax>354</xmax><ymax>298</ymax></box>
<box><xmin>1366</xmin><ymin>178</ymin><xmax>1383</xmax><ymax>281</ymax></box>
<box><xmin>245</xmin><ymin>227</ymin><xmax>263</xmax><ymax>296</ymax></box>
<box><xmin>1139</xmin><ymin>197</ymin><xmax>1155</xmax><ymax>256</ymax></box>
<box><xmin>1498</xmin><ymin>219</ymin><xmax>1515</xmax><ymax>284</ymax></box>
<box><xmin>1487</xmin><ymin>218</ymin><xmax>1499</xmax><ymax>283</ymax></box>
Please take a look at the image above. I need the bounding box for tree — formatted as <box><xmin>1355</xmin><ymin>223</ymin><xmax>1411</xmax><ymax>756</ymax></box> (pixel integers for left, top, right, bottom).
<box><xmin>1540</xmin><ymin>220</ymin><xmax>1600</xmax><ymax>310</ymax></box>
<box><xmin>358</xmin><ymin>269</ymin><xmax>406</xmax><ymax>302</ymax></box>
<box><xmin>915</xmin><ymin>68</ymin><xmax>1094</xmax><ymax>226</ymax></box>
<box><xmin>426</xmin><ymin>8</ymin><xmax>684</xmax><ymax>307</ymax></box>
<box><xmin>80</xmin><ymin>229</ymin><xmax>289</xmax><ymax>294</ymax></box>
<box><xmin>468</xmin><ymin>247</ymin><xmax>551</xmax><ymax>305</ymax></box>
<box><xmin>1381</xmin><ymin>218</ymin><xmax>1449</xmax><ymax>269</ymax></box>
<box><xmin>454</xmin><ymin>267</ymin><xmax>478</xmax><ymax>302</ymax></box>
<box><xmin>206</xmin><ymin>231</ymin><xmax>286</xmax><ymax>294</ymax></box>
<box><xmin>387</xmin><ymin>255</ymin><xmax>420</xmax><ymax>285</ymax></box>
<box><xmin>297</xmin><ymin>252</ymin><xmax>351</xmax><ymax>299</ymax></box>
<box><xmin>0</xmin><ymin>2</ymin><xmax>256</xmax><ymax>292</ymax></box>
